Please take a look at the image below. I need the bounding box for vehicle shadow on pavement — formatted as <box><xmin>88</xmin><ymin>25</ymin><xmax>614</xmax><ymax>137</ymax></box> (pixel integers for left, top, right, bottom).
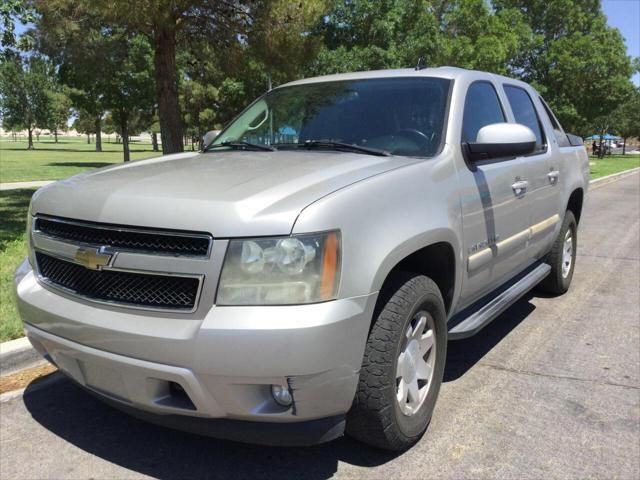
<box><xmin>444</xmin><ymin>293</ymin><xmax>537</xmax><ymax>382</ymax></box>
<box><xmin>22</xmin><ymin>294</ymin><xmax>538</xmax><ymax>479</ymax></box>
<box><xmin>23</xmin><ymin>378</ymin><xmax>399</xmax><ymax>480</ymax></box>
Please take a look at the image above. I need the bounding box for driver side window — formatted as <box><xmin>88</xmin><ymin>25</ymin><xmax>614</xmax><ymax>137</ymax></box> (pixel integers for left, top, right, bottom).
<box><xmin>462</xmin><ymin>82</ymin><xmax>505</xmax><ymax>143</ymax></box>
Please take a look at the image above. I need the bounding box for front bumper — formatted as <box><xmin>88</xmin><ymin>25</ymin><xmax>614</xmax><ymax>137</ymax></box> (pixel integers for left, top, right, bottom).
<box><xmin>14</xmin><ymin>259</ymin><xmax>376</xmax><ymax>444</ymax></box>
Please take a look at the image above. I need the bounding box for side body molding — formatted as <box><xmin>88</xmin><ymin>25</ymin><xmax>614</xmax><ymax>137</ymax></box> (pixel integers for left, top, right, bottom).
<box><xmin>467</xmin><ymin>214</ymin><xmax>560</xmax><ymax>272</ymax></box>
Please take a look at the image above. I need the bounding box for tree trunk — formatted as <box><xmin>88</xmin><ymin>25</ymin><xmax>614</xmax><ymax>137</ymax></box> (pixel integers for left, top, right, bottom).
<box><xmin>27</xmin><ymin>128</ymin><xmax>34</xmax><ymax>149</ymax></box>
<box><xmin>598</xmin><ymin>134</ymin><xmax>605</xmax><ymax>159</ymax></box>
<box><xmin>152</xmin><ymin>132</ymin><xmax>159</xmax><ymax>152</ymax></box>
<box><xmin>153</xmin><ymin>22</ymin><xmax>183</xmax><ymax>155</ymax></box>
<box><xmin>87</xmin><ymin>134</ymin><xmax>90</xmax><ymax>144</ymax></box>
<box><xmin>623</xmin><ymin>138</ymin><xmax>626</xmax><ymax>155</ymax></box>
<box><xmin>121</xmin><ymin>111</ymin><xmax>130</xmax><ymax>162</ymax></box>
<box><xmin>54</xmin><ymin>128</ymin><xmax>58</xmax><ymax>143</ymax></box>
<box><xmin>95</xmin><ymin>116</ymin><xmax>102</xmax><ymax>152</ymax></box>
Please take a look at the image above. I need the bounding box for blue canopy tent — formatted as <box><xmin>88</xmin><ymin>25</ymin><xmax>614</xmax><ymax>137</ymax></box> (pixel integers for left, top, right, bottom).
<box><xmin>585</xmin><ymin>133</ymin><xmax>622</xmax><ymax>155</ymax></box>
<box><xmin>584</xmin><ymin>133</ymin><xmax>621</xmax><ymax>141</ymax></box>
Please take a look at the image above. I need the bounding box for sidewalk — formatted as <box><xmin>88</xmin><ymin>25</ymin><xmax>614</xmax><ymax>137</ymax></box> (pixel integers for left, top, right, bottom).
<box><xmin>0</xmin><ymin>180</ymin><xmax>53</xmax><ymax>191</ymax></box>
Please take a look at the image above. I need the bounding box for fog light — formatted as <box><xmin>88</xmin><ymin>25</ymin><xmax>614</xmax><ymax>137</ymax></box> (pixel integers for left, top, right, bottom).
<box><xmin>271</xmin><ymin>384</ymin><xmax>293</xmax><ymax>407</ymax></box>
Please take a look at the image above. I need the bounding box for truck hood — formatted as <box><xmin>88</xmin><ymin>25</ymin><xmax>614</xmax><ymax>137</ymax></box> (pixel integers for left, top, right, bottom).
<box><xmin>31</xmin><ymin>150</ymin><xmax>419</xmax><ymax>237</ymax></box>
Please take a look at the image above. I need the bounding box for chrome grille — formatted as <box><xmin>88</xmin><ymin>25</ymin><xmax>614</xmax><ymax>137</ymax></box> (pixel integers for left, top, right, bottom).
<box><xmin>35</xmin><ymin>217</ymin><xmax>211</xmax><ymax>257</ymax></box>
<box><xmin>36</xmin><ymin>252</ymin><xmax>200</xmax><ymax>311</ymax></box>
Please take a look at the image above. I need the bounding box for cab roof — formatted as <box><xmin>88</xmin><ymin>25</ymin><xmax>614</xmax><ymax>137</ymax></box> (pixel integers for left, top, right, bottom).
<box><xmin>279</xmin><ymin>66</ymin><xmax>529</xmax><ymax>90</ymax></box>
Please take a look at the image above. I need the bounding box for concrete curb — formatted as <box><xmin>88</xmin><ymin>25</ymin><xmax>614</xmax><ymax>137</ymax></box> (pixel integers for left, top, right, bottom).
<box><xmin>0</xmin><ymin>180</ymin><xmax>53</xmax><ymax>191</ymax></box>
<box><xmin>0</xmin><ymin>371</ymin><xmax>63</xmax><ymax>403</ymax></box>
<box><xmin>590</xmin><ymin>167</ymin><xmax>640</xmax><ymax>185</ymax></box>
<box><xmin>0</xmin><ymin>336</ymin><xmax>44</xmax><ymax>376</ymax></box>
<box><xmin>1</xmin><ymin>166</ymin><xmax>638</xmax><ymax>378</ymax></box>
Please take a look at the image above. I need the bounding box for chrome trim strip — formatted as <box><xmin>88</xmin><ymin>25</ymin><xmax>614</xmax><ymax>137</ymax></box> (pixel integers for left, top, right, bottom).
<box><xmin>33</xmin><ymin>249</ymin><xmax>204</xmax><ymax>314</ymax></box>
<box><xmin>467</xmin><ymin>214</ymin><xmax>560</xmax><ymax>272</ymax></box>
<box><xmin>467</xmin><ymin>247</ymin><xmax>493</xmax><ymax>272</ymax></box>
<box><xmin>32</xmin><ymin>230</ymin><xmax>119</xmax><ymax>266</ymax></box>
<box><xmin>530</xmin><ymin>214</ymin><xmax>560</xmax><ymax>237</ymax></box>
<box><xmin>33</xmin><ymin>215</ymin><xmax>213</xmax><ymax>258</ymax></box>
<box><xmin>495</xmin><ymin>229</ymin><xmax>529</xmax><ymax>256</ymax></box>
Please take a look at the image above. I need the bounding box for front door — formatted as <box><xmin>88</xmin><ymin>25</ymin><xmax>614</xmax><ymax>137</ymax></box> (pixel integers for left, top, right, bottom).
<box><xmin>456</xmin><ymin>81</ymin><xmax>533</xmax><ymax>308</ymax></box>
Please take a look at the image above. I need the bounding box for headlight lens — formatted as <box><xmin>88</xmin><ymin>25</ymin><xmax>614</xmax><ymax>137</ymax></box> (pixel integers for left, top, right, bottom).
<box><xmin>217</xmin><ymin>231</ymin><xmax>340</xmax><ymax>305</ymax></box>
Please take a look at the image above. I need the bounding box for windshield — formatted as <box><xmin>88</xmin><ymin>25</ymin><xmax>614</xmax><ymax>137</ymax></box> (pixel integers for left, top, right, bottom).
<box><xmin>211</xmin><ymin>77</ymin><xmax>451</xmax><ymax>157</ymax></box>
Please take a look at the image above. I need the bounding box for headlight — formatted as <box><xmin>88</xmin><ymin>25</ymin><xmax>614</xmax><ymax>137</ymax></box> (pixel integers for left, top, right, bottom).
<box><xmin>217</xmin><ymin>231</ymin><xmax>340</xmax><ymax>305</ymax></box>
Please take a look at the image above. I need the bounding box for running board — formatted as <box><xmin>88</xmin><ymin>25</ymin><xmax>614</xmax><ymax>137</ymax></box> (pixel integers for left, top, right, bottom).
<box><xmin>448</xmin><ymin>263</ymin><xmax>551</xmax><ymax>340</ymax></box>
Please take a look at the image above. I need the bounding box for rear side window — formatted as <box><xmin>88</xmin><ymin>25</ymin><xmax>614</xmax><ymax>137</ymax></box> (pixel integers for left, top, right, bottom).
<box><xmin>504</xmin><ymin>85</ymin><xmax>546</xmax><ymax>153</ymax></box>
<box><xmin>539</xmin><ymin>97</ymin><xmax>570</xmax><ymax>147</ymax></box>
<box><xmin>462</xmin><ymin>82</ymin><xmax>505</xmax><ymax>143</ymax></box>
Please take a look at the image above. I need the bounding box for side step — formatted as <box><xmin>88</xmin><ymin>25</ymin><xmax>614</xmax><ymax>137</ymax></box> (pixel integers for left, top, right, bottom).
<box><xmin>448</xmin><ymin>263</ymin><xmax>551</xmax><ymax>340</ymax></box>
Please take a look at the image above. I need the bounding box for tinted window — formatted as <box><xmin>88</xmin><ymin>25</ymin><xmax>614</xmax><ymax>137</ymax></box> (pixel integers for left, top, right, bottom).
<box><xmin>462</xmin><ymin>82</ymin><xmax>505</xmax><ymax>143</ymax></box>
<box><xmin>213</xmin><ymin>77</ymin><xmax>452</xmax><ymax>157</ymax></box>
<box><xmin>539</xmin><ymin>97</ymin><xmax>570</xmax><ymax>147</ymax></box>
<box><xmin>504</xmin><ymin>85</ymin><xmax>546</xmax><ymax>152</ymax></box>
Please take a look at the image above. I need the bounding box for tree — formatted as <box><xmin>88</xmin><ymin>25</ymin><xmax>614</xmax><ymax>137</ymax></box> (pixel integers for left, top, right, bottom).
<box><xmin>0</xmin><ymin>56</ymin><xmax>52</xmax><ymax>149</ymax></box>
<box><xmin>1</xmin><ymin>0</ymin><xmax>35</xmax><ymax>58</ymax></box>
<box><xmin>40</xmin><ymin>1</ymin><xmax>261</xmax><ymax>155</ymax></box>
<box><xmin>433</xmin><ymin>0</ymin><xmax>530</xmax><ymax>74</ymax></box>
<box><xmin>102</xmin><ymin>113</ymin><xmax>117</xmax><ymax>143</ymax></box>
<box><xmin>36</xmin><ymin>4</ymin><xmax>155</xmax><ymax>161</ymax></box>
<box><xmin>72</xmin><ymin>109</ymin><xmax>96</xmax><ymax>144</ymax></box>
<box><xmin>493</xmin><ymin>0</ymin><xmax>635</xmax><ymax>135</ymax></box>
<box><xmin>36</xmin><ymin>3</ymin><xmax>108</xmax><ymax>152</ymax></box>
<box><xmin>250</xmin><ymin>0</ymin><xmax>327</xmax><ymax>85</ymax></box>
<box><xmin>100</xmin><ymin>33</ymin><xmax>155</xmax><ymax>162</ymax></box>
<box><xmin>45</xmin><ymin>89</ymin><xmax>71</xmax><ymax>142</ymax></box>
<box><xmin>612</xmin><ymin>89</ymin><xmax>640</xmax><ymax>154</ymax></box>
<box><xmin>311</xmin><ymin>0</ymin><xmax>439</xmax><ymax>74</ymax></box>
<box><xmin>312</xmin><ymin>0</ymin><xmax>529</xmax><ymax>76</ymax></box>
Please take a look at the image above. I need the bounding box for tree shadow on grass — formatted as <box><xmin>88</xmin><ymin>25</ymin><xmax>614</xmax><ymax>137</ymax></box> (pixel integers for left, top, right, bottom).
<box><xmin>0</xmin><ymin>189</ymin><xmax>36</xmax><ymax>251</ymax></box>
<box><xmin>1</xmin><ymin>146</ymin><xmax>155</xmax><ymax>153</ymax></box>
<box><xmin>45</xmin><ymin>162</ymin><xmax>115</xmax><ymax>169</ymax></box>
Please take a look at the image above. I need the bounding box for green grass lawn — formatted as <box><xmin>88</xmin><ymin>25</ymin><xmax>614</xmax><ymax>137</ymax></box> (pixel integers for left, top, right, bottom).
<box><xmin>0</xmin><ymin>136</ymin><xmax>162</xmax><ymax>183</ymax></box>
<box><xmin>589</xmin><ymin>154</ymin><xmax>640</xmax><ymax>179</ymax></box>
<box><xmin>0</xmin><ymin>189</ymin><xmax>35</xmax><ymax>341</ymax></box>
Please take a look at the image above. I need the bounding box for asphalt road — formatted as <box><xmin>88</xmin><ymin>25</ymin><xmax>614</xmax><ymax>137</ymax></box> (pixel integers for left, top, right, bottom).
<box><xmin>1</xmin><ymin>173</ymin><xmax>639</xmax><ymax>480</ymax></box>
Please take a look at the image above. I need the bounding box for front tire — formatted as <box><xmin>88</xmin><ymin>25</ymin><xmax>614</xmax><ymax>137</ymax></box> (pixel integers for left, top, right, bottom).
<box><xmin>346</xmin><ymin>273</ymin><xmax>447</xmax><ymax>451</ymax></box>
<box><xmin>539</xmin><ymin>210</ymin><xmax>577</xmax><ymax>295</ymax></box>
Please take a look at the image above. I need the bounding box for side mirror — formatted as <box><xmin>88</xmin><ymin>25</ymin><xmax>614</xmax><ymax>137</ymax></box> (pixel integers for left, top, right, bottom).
<box><xmin>202</xmin><ymin>130</ymin><xmax>219</xmax><ymax>148</ymax></box>
<box><xmin>465</xmin><ymin>123</ymin><xmax>536</xmax><ymax>162</ymax></box>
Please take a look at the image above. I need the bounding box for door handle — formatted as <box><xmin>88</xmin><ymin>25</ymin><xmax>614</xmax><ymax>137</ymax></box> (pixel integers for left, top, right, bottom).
<box><xmin>512</xmin><ymin>180</ymin><xmax>529</xmax><ymax>196</ymax></box>
<box><xmin>548</xmin><ymin>170</ymin><xmax>560</xmax><ymax>185</ymax></box>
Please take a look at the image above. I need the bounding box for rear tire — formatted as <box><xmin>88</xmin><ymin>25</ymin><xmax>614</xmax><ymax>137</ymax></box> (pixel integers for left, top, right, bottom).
<box><xmin>346</xmin><ymin>272</ymin><xmax>447</xmax><ymax>451</ymax></box>
<box><xmin>539</xmin><ymin>210</ymin><xmax>577</xmax><ymax>295</ymax></box>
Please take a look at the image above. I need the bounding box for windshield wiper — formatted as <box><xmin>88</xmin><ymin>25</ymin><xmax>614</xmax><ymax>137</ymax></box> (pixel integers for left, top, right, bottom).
<box><xmin>297</xmin><ymin>140</ymin><xmax>391</xmax><ymax>157</ymax></box>
<box><xmin>205</xmin><ymin>141</ymin><xmax>277</xmax><ymax>152</ymax></box>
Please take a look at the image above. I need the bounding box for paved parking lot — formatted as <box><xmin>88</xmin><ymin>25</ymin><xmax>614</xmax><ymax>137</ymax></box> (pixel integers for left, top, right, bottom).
<box><xmin>1</xmin><ymin>173</ymin><xmax>639</xmax><ymax>479</ymax></box>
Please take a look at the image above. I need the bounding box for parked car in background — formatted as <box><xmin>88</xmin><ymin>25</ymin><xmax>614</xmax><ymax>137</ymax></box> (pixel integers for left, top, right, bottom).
<box><xmin>15</xmin><ymin>66</ymin><xmax>589</xmax><ymax>451</ymax></box>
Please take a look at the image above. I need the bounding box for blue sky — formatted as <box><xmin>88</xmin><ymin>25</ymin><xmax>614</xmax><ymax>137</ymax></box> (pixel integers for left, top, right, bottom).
<box><xmin>602</xmin><ymin>0</ymin><xmax>640</xmax><ymax>85</ymax></box>
<box><xmin>13</xmin><ymin>1</ymin><xmax>640</xmax><ymax>85</ymax></box>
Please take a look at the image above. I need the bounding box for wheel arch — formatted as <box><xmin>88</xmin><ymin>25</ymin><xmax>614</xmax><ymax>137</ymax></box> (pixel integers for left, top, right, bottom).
<box><xmin>373</xmin><ymin>238</ymin><xmax>458</xmax><ymax>317</ymax></box>
<box><xmin>566</xmin><ymin>188</ymin><xmax>584</xmax><ymax>224</ymax></box>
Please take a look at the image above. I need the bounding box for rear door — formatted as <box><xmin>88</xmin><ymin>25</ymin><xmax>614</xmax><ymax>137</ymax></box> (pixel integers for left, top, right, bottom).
<box><xmin>456</xmin><ymin>81</ymin><xmax>532</xmax><ymax>307</ymax></box>
<box><xmin>502</xmin><ymin>84</ymin><xmax>562</xmax><ymax>259</ymax></box>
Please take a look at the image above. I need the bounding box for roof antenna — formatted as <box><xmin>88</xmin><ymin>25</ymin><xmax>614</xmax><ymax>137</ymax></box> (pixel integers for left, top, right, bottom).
<box><xmin>415</xmin><ymin>57</ymin><xmax>427</xmax><ymax>71</ymax></box>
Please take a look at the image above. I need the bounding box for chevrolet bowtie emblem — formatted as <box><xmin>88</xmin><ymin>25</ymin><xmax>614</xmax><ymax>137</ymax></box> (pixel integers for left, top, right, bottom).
<box><xmin>74</xmin><ymin>247</ymin><xmax>112</xmax><ymax>270</ymax></box>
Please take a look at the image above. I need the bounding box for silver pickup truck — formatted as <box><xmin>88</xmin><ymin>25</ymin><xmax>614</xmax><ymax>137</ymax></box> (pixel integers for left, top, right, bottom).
<box><xmin>14</xmin><ymin>67</ymin><xmax>589</xmax><ymax>451</ymax></box>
